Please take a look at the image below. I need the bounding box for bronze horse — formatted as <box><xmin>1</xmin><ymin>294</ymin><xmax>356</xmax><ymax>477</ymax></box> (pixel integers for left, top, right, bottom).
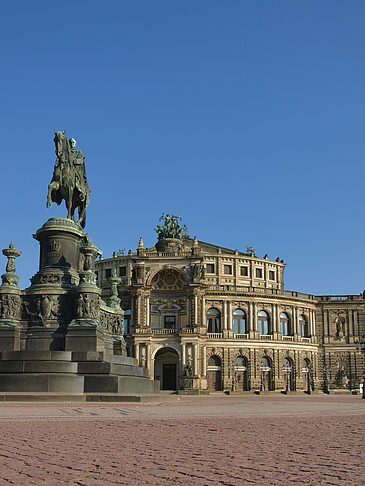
<box><xmin>46</xmin><ymin>131</ymin><xmax>90</xmax><ymax>229</ymax></box>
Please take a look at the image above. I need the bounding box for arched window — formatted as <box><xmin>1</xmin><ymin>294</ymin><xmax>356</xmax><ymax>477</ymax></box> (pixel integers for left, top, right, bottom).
<box><xmin>233</xmin><ymin>309</ymin><xmax>247</xmax><ymax>334</ymax></box>
<box><xmin>280</xmin><ymin>312</ymin><xmax>291</xmax><ymax>336</ymax></box>
<box><xmin>208</xmin><ymin>355</ymin><xmax>221</xmax><ymax>367</ymax></box>
<box><xmin>258</xmin><ymin>310</ymin><xmax>270</xmax><ymax>335</ymax></box>
<box><xmin>283</xmin><ymin>357</ymin><xmax>292</xmax><ymax>369</ymax></box>
<box><xmin>124</xmin><ymin>309</ymin><xmax>131</xmax><ymax>334</ymax></box>
<box><xmin>207</xmin><ymin>308</ymin><xmax>221</xmax><ymax>333</ymax></box>
<box><xmin>302</xmin><ymin>358</ymin><xmax>311</xmax><ymax>370</ymax></box>
<box><xmin>299</xmin><ymin>315</ymin><xmax>309</xmax><ymax>337</ymax></box>
<box><xmin>235</xmin><ymin>356</ymin><xmax>247</xmax><ymax>368</ymax></box>
<box><xmin>260</xmin><ymin>356</ymin><xmax>271</xmax><ymax>368</ymax></box>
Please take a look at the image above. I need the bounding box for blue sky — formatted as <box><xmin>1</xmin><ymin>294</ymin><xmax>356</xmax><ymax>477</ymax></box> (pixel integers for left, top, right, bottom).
<box><xmin>1</xmin><ymin>1</ymin><xmax>365</xmax><ymax>294</ymax></box>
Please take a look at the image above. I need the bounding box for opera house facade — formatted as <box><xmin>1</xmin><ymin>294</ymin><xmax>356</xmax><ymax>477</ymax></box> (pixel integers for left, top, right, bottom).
<box><xmin>95</xmin><ymin>217</ymin><xmax>365</xmax><ymax>394</ymax></box>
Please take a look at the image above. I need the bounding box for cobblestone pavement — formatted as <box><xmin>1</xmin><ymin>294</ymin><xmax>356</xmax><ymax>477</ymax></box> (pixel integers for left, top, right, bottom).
<box><xmin>0</xmin><ymin>396</ymin><xmax>363</xmax><ymax>485</ymax></box>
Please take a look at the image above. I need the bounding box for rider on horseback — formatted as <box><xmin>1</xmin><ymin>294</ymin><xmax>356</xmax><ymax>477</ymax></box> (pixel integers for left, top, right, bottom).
<box><xmin>47</xmin><ymin>131</ymin><xmax>91</xmax><ymax>229</ymax></box>
<box><xmin>69</xmin><ymin>138</ymin><xmax>90</xmax><ymax>203</ymax></box>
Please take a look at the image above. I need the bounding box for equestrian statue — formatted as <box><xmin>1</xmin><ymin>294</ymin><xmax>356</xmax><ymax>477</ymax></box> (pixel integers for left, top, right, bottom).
<box><xmin>46</xmin><ymin>131</ymin><xmax>91</xmax><ymax>229</ymax></box>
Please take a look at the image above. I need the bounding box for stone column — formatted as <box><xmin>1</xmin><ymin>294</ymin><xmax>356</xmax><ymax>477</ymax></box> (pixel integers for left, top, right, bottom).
<box><xmin>276</xmin><ymin>304</ymin><xmax>280</xmax><ymax>338</ymax></box>
<box><xmin>222</xmin><ymin>301</ymin><xmax>227</xmax><ymax>330</ymax></box>
<box><xmin>271</xmin><ymin>303</ymin><xmax>277</xmax><ymax>335</ymax></box>
<box><xmin>193</xmin><ymin>343</ymin><xmax>199</xmax><ymax>376</ymax></box>
<box><xmin>186</xmin><ymin>298</ymin><xmax>190</xmax><ymax>328</ymax></box>
<box><xmin>140</xmin><ymin>344</ymin><xmax>147</xmax><ymax>368</ymax></box>
<box><xmin>194</xmin><ymin>294</ymin><xmax>198</xmax><ymax>325</ymax></box>
<box><xmin>227</xmin><ymin>301</ymin><xmax>232</xmax><ymax>330</ymax></box>
<box><xmin>293</xmin><ymin>306</ymin><xmax>298</xmax><ymax>338</ymax></box>
<box><xmin>145</xmin><ymin>293</ymin><xmax>150</xmax><ymax>327</ymax></box>
<box><xmin>252</xmin><ymin>302</ymin><xmax>257</xmax><ymax>338</ymax></box>
<box><xmin>136</xmin><ymin>294</ymin><xmax>141</xmax><ymax>326</ymax></box>
<box><xmin>130</xmin><ymin>295</ymin><xmax>135</xmax><ymax>330</ymax></box>
<box><xmin>202</xmin><ymin>345</ymin><xmax>207</xmax><ymax>377</ymax></box>
<box><xmin>310</xmin><ymin>309</ymin><xmax>316</xmax><ymax>340</ymax></box>
<box><xmin>146</xmin><ymin>343</ymin><xmax>151</xmax><ymax>376</ymax></box>
<box><xmin>201</xmin><ymin>295</ymin><xmax>205</xmax><ymax>328</ymax></box>
<box><xmin>249</xmin><ymin>301</ymin><xmax>255</xmax><ymax>338</ymax></box>
<box><xmin>135</xmin><ymin>343</ymin><xmax>140</xmax><ymax>363</ymax></box>
<box><xmin>182</xmin><ymin>343</ymin><xmax>186</xmax><ymax>367</ymax></box>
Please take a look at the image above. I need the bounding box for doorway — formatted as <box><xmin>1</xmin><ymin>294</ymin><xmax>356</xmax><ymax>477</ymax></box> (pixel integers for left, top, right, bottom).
<box><xmin>163</xmin><ymin>363</ymin><xmax>177</xmax><ymax>390</ymax></box>
<box><xmin>154</xmin><ymin>347</ymin><xmax>179</xmax><ymax>391</ymax></box>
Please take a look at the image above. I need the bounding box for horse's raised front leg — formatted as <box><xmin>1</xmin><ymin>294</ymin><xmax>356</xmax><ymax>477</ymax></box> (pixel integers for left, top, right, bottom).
<box><xmin>46</xmin><ymin>182</ymin><xmax>58</xmax><ymax>208</ymax></box>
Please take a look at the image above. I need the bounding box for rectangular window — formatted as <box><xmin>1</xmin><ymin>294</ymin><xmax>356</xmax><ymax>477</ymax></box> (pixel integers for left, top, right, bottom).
<box><xmin>95</xmin><ymin>270</ymin><xmax>99</xmax><ymax>280</ymax></box>
<box><xmin>240</xmin><ymin>266</ymin><xmax>249</xmax><ymax>277</ymax></box>
<box><xmin>206</xmin><ymin>263</ymin><xmax>215</xmax><ymax>274</ymax></box>
<box><xmin>256</xmin><ymin>268</ymin><xmax>263</xmax><ymax>278</ymax></box>
<box><xmin>164</xmin><ymin>316</ymin><xmax>176</xmax><ymax>329</ymax></box>
<box><xmin>105</xmin><ymin>268</ymin><xmax>111</xmax><ymax>278</ymax></box>
<box><xmin>224</xmin><ymin>264</ymin><xmax>232</xmax><ymax>275</ymax></box>
<box><xmin>269</xmin><ymin>270</ymin><xmax>275</xmax><ymax>281</ymax></box>
<box><xmin>119</xmin><ymin>266</ymin><xmax>127</xmax><ymax>277</ymax></box>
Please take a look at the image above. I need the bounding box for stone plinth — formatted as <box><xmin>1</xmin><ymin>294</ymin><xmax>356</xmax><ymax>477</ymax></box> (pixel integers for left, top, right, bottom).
<box><xmin>66</xmin><ymin>323</ymin><xmax>106</xmax><ymax>353</ymax></box>
<box><xmin>30</xmin><ymin>217</ymin><xmax>86</xmax><ymax>291</ymax></box>
<box><xmin>155</xmin><ymin>238</ymin><xmax>184</xmax><ymax>253</ymax></box>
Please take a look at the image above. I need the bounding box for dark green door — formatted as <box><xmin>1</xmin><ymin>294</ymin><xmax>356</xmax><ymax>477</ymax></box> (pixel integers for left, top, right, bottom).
<box><xmin>163</xmin><ymin>363</ymin><xmax>177</xmax><ymax>390</ymax></box>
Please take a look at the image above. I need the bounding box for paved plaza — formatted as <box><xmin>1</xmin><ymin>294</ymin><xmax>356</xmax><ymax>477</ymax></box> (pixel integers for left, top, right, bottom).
<box><xmin>0</xmin><ymin>395</ymin><xmax>363</xmax><ymax>485</ymax></box>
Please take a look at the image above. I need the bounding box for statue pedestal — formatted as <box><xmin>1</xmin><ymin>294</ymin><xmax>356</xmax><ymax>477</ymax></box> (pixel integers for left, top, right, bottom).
<box><xmin>0</xmin><ymin>324</ymin><xmax>20</xmax><ymax>352</ymax></box>
<box><xmin>66</xmin><ymin>322</ymin><xmax>107</xmax><ymax>353</ymax></box>
<box><xmin>29</xmin><ymin>217</ymin><xmax>86</xmax><ymax>291</ymax></box>
<box><xmin>25</xmin><ymin>325</ymin><xmax>64</xmax><ymax>352</ymax></box>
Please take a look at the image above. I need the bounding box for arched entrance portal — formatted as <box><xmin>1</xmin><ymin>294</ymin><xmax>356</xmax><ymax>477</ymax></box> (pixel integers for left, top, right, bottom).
<box><xmin>207</xmin><ymin>355</ymin><xmax>222</xmax><ymax>391</ymax></box>
<box><xmin>154</xmin><ymin>347</ymin><xmax>179</xmax><ymax>391</ymax></box>
<box><xmin>260</xmin><ymin>357</ymin><xmax>272</xmax><ymax>392</ymax></box>
<box><xmin>234</xmin><ymin>356</ymin><xmax>248</xmax><ymax>391</ymax></box>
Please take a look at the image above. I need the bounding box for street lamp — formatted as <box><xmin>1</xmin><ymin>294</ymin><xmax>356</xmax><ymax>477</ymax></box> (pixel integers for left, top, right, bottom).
<box><xmin>355</xmin><ymin>334</ymin><xmax>365</xmax><ymax>399</ymax></box>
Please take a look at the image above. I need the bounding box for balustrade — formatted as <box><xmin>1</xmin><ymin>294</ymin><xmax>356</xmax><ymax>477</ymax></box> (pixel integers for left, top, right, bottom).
<box><xmin>234</xmin><ymin>333</ymin><xmax>248</xmax><ymax>339</ymax></box>
<box><xmin>207</xmin><ymin>333</ymin><xmax>223</xmax><ymax>339</ymax></box>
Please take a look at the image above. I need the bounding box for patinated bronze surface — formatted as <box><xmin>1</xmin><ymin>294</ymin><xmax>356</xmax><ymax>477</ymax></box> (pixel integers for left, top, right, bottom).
<box><xmin>46</xmin><ymin>131</ymin><xmax>91</xmax><ymax>228</ymax></box>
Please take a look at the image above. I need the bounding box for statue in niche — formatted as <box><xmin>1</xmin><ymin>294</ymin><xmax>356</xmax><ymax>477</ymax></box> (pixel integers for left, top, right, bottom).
<box><xmin>76</xmin><ymin>294</ymin><xmax>84</xmax><ymax>318</ymax></box>
<box><xmin>192</xmin><ymin>264</ymin><xmax>199</xmax><ymax>278</ymax></box>
<box><xmin>200</xmin><ymin>265</ymin><xmax>205</xmax><ymax>279</ymax></box>
<box><xmin>131</xmin><ymin>265</ymin><xmax>141</xmax><ymax>284</ymax></box>
<box><xmin>335</xmin><ymin>318</ymin><xmax>345</xmax><ymax>337</ymax></box>
<box><xmin>39</xmin><ymin>295</ymin><xmax>52</xmax><ymax>325</ymax></box>
<box><xmin>184</xmin><ymin>359</ymin><xmax>193</xmax><ymax>377</ymax></box>
<box><xmin>82</xmin><ymin>294</ymin><xmax>91</xmax><ymax>316</ymax></box>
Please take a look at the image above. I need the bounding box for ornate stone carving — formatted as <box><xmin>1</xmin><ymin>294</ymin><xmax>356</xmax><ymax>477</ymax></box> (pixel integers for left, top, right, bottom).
<box><xmin>0</xmin><ymin>294</ymin><xmax>21</xmax><ymax>320</ymax></box>
<box><xmin>99</xmin><ymin>309</ymin><xmax>124</xmax><ymax>336</ymax></box>
<box><xmin>107</xmin><ymin>270</ymin><xmax>121</xmax><ymax>309</ymax></box>
<box><xmin>207</xmin><ymin>347</ymin><xmax>223</xmax><ymax>359</ymax></box>
<box><xmin>75</xmin><ymin>293</ymin><xmax>100</xmax><ymax>319</ymax></box>
<box><xmin>1</xmin><ymin>243</ymin><xmax>21</xmax><ymax>288</ymax></box>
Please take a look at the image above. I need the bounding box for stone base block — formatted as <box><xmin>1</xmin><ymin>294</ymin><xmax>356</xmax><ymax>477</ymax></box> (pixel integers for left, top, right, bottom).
<box><xmin>84</xmin><ymin>375</ymin><xmax>157</xmax><ymax>394</ymax></box>
<box><xmin>25</xmin><ymin>327</ymin><xmax>65</xmax><ymax>352</ymax></box>
<box><xmin>0</xmin><ymin>374</ymin><xmax>84</xmax><ymax>393</ymax></box>
<box><xmin>66</xmin><ymin>324</ymin><xmax>105</xmax><ymax>352</ymax></box>
<box><xmin>0</xmin><ymin>326</ymin><xmax>20</xmax><ymax>352</ymax></box>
